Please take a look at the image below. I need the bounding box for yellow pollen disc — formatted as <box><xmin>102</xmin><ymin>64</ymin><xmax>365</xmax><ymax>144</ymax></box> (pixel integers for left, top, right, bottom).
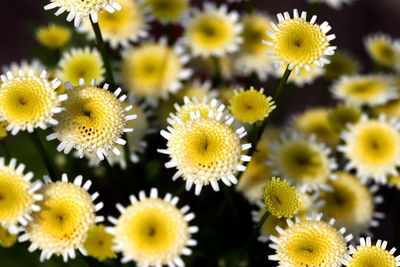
<box><xmin>320</xmin><ymin>172</ymin><xmax>374</xmax><ymax>235</ymax></box>
<box><xmin>346</xmin><ymin>245</ymin><xmax>397</xmax><ymax>267</ymax></box>
<box><xmin>275</xmin><ymin>140</ymin><xmax>331</xmax><ymax>187</ymax></box>
<box><xmin>241</xmin><ymin>14</ymin><xmax>273</xmax><ymax>54</ymax></box>
<box><xmin>84</xmin><ymin>225</ymin><xmax>116</xmax><ymax>261</ymax></box>
<box><xmin>114</xmin><ymin>198</ymin><xmax>189</xmax><ymax>265</ymax></box>
<box><xmin>365</xmin><ymin>34</ymin><xmax>398</xmax><ymax>67</ymax></box>
<box><xmin>58</xmin><ymin>48</ymin><xmax>104</xmax><ymax>86</ymax></box>
<box><xmin>0</xmin><ymin>166</ymin><xmax>34</xmax><ymax>226</ymax></box>
<box><xmin>122</xmin><ymin>43</ymin><xmax>183</xmax><ymax>98</ymax></box>
<box><xmin>263</xmin><ymin>178</ymin><xmax>300</xmax><ymax>218</ymax></box>
<box><xmin>230</xmin><ymin>88</ymin><xmax>275</xmax><ymax>124</ymax></box>
<box><xmin>36</xmin><ymin>24</ymin><xmax>71</xmax><ymax>50</ymax></box>
<box><xmin>273</xmin><ymin>18</ymin><xmax>329</xmax><ymax>67</ymax></box>
<box><xmin>54</xmin><ymin>86</ymin><xmax>126</xmax><ymax>155</ymax></box>
<box><xmin>26</xmin><ymin>182</ymin><xmax>96</xmax><ymax>255</ymax></box>
<box><xmin>276</xmin><ymin>220</ymin><xmax>347</xmax><ymax>266</ymax></box>
<box><xmin>167</xmin><ymin>117</ymin><xmax>241</xmax><ymax>185</ymax></box>
<box><xmin>144</xmin><ymin>0</ymin><xmax>188</xmax><ymax>22</ymax></box>
<box><xmin>0</xmin><ymin>75</ymin><xmax>58</xmax><ymax>131</ymax></box>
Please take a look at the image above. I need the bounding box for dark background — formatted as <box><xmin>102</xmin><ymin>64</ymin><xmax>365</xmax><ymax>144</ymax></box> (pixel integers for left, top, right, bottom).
<box><xmin>1</xmin><ymin>0</ymin><xmax>400</xmax><ymax>266</ymax></box>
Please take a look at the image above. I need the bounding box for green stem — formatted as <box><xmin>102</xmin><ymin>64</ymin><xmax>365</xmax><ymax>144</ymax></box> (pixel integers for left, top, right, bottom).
<box><xmin>213</xmin><ymin>56</ymin><xmax>223</xmax><ymax>87</ymax></box>
<box><xmin>90</xmin><ymin>17</ymin><xmax>115</xmax><ymax>88</ymax></box>
<box><xmin>237</xmin><ymin>66</ymin><xmax>292</xmax><ymax>180</ymax></box>
<box><xmin>90</xmin><ymin>17</ymin><xmax>132</xmax><ymax>171</ymax></box>
<box><xmin>254</xmin><ymin>210</ymin><xmax>270</xmax><ymax>229</ymax></box>
<box><xmin>245</xmin><ymin>0</ymin><xmax>254</xmax><ymax>14</ymax></box>
<box><xmin>30</xmin><ymin>131</ymin><xmax>57</xmax><ymax>180</ymax></box>
<box><xmin>274</xmin><ymin>66</ymin><xmax>292</xmax><ymax>100</ymax></box>
<box><xmin>0</xmin><ymin>140</ymin><xmax>10</xmax><ymax>160</ymax></box>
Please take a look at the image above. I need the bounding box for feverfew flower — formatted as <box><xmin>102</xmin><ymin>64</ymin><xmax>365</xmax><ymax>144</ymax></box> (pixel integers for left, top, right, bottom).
<box><xmin>338</xmin><ymin>115</ymin><xmax>400</xmax><ymax>184</ymax></box>
<box><xmin>36</xmin><ymin>24</ymin><xmax>71</xmax><ymax>49</ymax></box>
<box><xmin>0</xmin><ymin>69</ymin><xmax>64</xmax><ymax>135</ymax></box>
<box><xmin>183</xmin><ymin>3</ymin><xmax>243</xmax><ymax>57</ymax></box>
<box><xmin>159</xmin><ymin>111</ymin><xmax>251</xmax><ymax>195</ymax></box>
<box><xmin>47</xmin><ymin>80</ymin><xmax>136</xmax><ymax>161</ymax></box>
<box><xmin>108</xmin><ymin>188</ymin><xmax>198</xmax><ymax>266</ymax></box>
<box><xmin>19</xmin><ymin>174</ymin><xmax>104</xmax><ymax>262</ymax></box>
<box><xmin>342</xmin><ymin>237</ymin><xmax>400</xmax><ymax>266</ymax></box>
<box><xmin>268</xmin><ymin>214</ymin><xmax>352</xmax><ymax>267</ymax></box>
<box><xmin>263</xmin><ymin>9</ymin><xmax>336</xmax><ymax>73</ymax></box>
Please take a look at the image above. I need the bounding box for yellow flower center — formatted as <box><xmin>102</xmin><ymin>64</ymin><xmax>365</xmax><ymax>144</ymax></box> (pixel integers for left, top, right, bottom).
<box><xmin>0</xmin><ymin>225</ymin><xmax>17</xmax><ymax>247</ymax></box>
<box><xmin>354</xmin><ymin>122</ymin><xmax>399</xmax><ymax>166</ymax></box>
<box><xmin>263</xmin><ymin>178</ymin><xmax>300</xmax><ymax>218</ymax></box>
<box><xmin>84</xmin><ymin>225</ymin><xmax>116</xmax><ymax>261</ymax></box>
<box><xmin>277</xmin><ymin>220</ymin><xmax>347</xmax><ymax>266</ymax></box>
<box><xmin>122</xmin><ymin>44</ymin><xmax>183</xmax><ymax>97</ymax></box>
<box><xmin>187</xmin><ymin>11</ymin><xmax>236</xmax><ymax>54</ymax></box>
<box><xmin>347</xmin><ymin>245</ymin><xmax>397</xmax><ymax>267</ymax></box>
<box><xmin>144</xmin><ymin>0</ymin><xmax>188</xmax><ymax>22</ymax></box>
<box><xmin>36</xmin><ymin>25</ymin><xmax>71</xmax><ymax>49</ymax></box>
<box><xmin>273</xmin><ymin>18</ymin><xmax>329</xmax><ymax>67</ymax></box>
<box><xmin>115</xmin><ymin>198</ymin><xmax>189</xmax><ymax>265</ymax></box>
<box><xmin>0</xmin><ymin>167</ymin><xmax>33</xmax><ymax>225</ymax></box>
<box><xmin>0</xmin><ymin>76</ymin><xmax>57</xmax><ymax>129</ymax></box>
<box><xmin>167</xmin><ymin>117</ymin><xmax>241</xmax><ymax>184</ymax></box>
<box><xmin>277</xmin><ymin>141</ymin><xmax>330</xmax><ymax>184</ymax></box>
<box><xmin>230</xmin><ymin>89</ymin><xmax>275</xmax><ymax>124</ymax></box>
<box><xmin>55</xmin><ymin>86</ymin><xmax>125</xmax><ymax>154</ymax></box>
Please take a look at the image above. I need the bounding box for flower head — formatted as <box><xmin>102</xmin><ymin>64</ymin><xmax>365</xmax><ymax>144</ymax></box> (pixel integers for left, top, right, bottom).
<box><xmin>2</xmin><ymin>60</ymin><xmax>45</xmax><ymax>78</ymax></box>
<box><xmin>320</xmin><ymin>171</ymin><xmax>384</xmax><ymax>236</ymax></box>
<box><xmin>229</xmin><ymin>87</ymin><xmax>275</xmax><ymax>124</ymax></box>
<box><xmin>331</xmin><ymin>74</ymin><xmax>397</xmax><ymax>108</ymax></box>
<box><xmin>36</xmin><ymin>24</ymin><xmax>71</xmax><ymax>49</ymax></box>
<box><xmin>84</xmin><ymin>224</ymin><xmax>116</xmax><ymax>261</ymax></box>
<box><xmin>159</xmin><ymin>111</ymin><xmax>251</xmax><ymax>195</ymax></box>
<box><xmin>142</xmin><ymin>0</ymin><xmax>189</xmax><ymax>23</ymax></box>
<box><xmin>338</xmin><ymin>115</ymin><xmax>400</xmax><ymax>183</ymax></box>
<box><xmin>342</xmin><ymin>237</ymin><xmax>400</xmax><ymax>266</ymax></box>
<box><xmin>365</xmin><ymin>33</ymin><xmax>400</xmax><ymax>68</ymax></box>
<box><xmin>108</xmin><ymin>188</ymin><xmax>197</xmax><ymax>265</ymax></box>
<box><xmin>374</xmin><ymin>98</ymin><xmax>400</xmax><ymax>121</ymax></box>
<box><xmin>19</xmin><ymin>174</ymin><xmax>103</xmax><ymax>262</ymax></box>
<box><xmin>44</xmin><ymin>0</ymin><xmax>122</xmax><ymax>27</ymax></box>
<box><xmin>122</xmin><ymin>40</ymin><xmax>191</xmax><ymax>99</ymax></box>
<box><xmin>324</xmin><ymin>51</ymin><xmax>359</xmax><ymax>80</ymax></box>
<box><xmin>0</xmin><ymin>158</ymin><xmax>41</xmax><ymax>233</ymax></box>
<box><xmin>80</xmin><ymin>0</ymin><xmax>148</xmax><ymax>48</ymax></box>
<box><xmin>0</xmin><ymin>70</ymin><xmax>64</xmax><ymax>135</ymax></box>
<box><xmin>57</xmin><ymin>47</ymin><xmax>105</xmax><ymax>86</ymax></box>
<box><xmin>269</xmin><ymin>214</ymin><xmax>352</xmax><ymax>266</ymax></box>
<box><xmin>47</xmin><ymin>80</ymin><xmax>136</xmax><ymax>161</ymax></box>
<box><xmin>268</xmin><ymin>132</ymin><xmax>337</xmax><ymax>192</ymax></box>
<box><xmin>263</xmin><ymin>178</ymin><xmax>300</xmax><ymax>218</ymax></box>
<box><xmin>263</xmin><ymin>9</ymin><xmax>336</xmax><ymax>73</ymax></box>
<box><xmin>183</xmin><ymin>3</ymin><xmax>243</xmax><ymax>57</ymax></box>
